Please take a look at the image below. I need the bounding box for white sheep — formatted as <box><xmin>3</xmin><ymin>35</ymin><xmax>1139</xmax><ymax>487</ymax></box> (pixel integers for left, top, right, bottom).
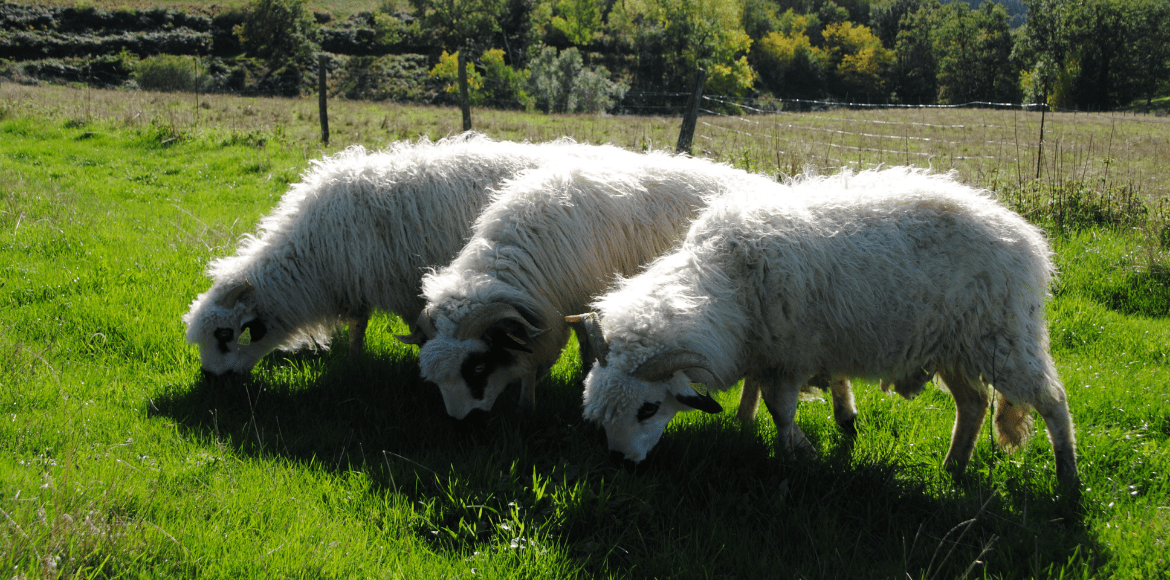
<box><xmin>183</xmin><ymin>133</ymin><xmax>625</xmax><ymax>376</ymax></box>
<box><xmin>408</xmin><ymin>153</ymin><xmax>778</xmax><ymax>419</ymax></box>
<box><xmin>573</xmin><ymin>167</ymin><xmax>1078</xmax><ymax>487</ymax></box>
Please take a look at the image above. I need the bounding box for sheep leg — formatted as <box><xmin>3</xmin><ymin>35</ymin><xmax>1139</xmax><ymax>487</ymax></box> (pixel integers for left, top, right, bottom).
<box><xmin>735</xmin><ymin>377</ymin><xmax>762</xmax><ymax>423</ymax></box>
<box><xmin>938</xmin><ymin>369</ymin><xmax>990</xmax><ymax>479</ymax></box>
<box><xmin>759</xmin><ymin>374</ymin><xmax>816</xmax><ymax>457</ymax></box>
<box><xmin>828</xmin><ymin>377</ymin><xmax>858</xmax><ymax>437</ymax></box>
<box><xmin>518</xmin><ymin>370</ymin><xmax>537</xmax><ymax>411</ymax></box>
<box><xmin>347</xmin><ymin>309</ymin><xmax>371</xmax><ymax>356</ymax></box>
<box><xmin>1030</xmin><ymin>391</ymin><xmax>1079</xmax><ymax>488</ymax></box>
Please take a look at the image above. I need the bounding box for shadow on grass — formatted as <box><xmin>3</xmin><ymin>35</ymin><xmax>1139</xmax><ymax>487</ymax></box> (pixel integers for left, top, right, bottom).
<box><xmin>151</xmin><ymin>348</ymin><xmax>1103</xmax><ymax>579</ymax></box>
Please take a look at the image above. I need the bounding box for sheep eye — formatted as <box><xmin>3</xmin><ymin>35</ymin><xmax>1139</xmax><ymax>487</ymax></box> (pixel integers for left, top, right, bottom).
<box><xmin>213</xmin><ymin>328</ymin><xmax>234</xmax><ymax>342</ymax></box>
<box><xmin>474</xmin><ymin>364</ymin><xmax>486</xmax><ymax>374</ymax></box>
<box><xmin>636</xmin><ymin>402</ymin><xmax>661</xmax><ymax>422</ymax></box>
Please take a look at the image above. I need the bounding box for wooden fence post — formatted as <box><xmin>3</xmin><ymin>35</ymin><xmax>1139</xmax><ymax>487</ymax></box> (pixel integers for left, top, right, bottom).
<box><xmin>1035</xmin><ymin>101</ymin><xmax>1046</xmax><ymax>181</ymax></box>
<box><xmin>458</xmin><ymin>50</ymin><xmax>472</xmax><ymax>131</ymax></box>
<box><xmin>676</xmin><ymin>68</ymin><xmax>708</xmax><ymax>155</ymax></box>
<box><xmin>319</xmin><ymin>54</ymin><xmax>329</xmax><ymax>145</ymax></box>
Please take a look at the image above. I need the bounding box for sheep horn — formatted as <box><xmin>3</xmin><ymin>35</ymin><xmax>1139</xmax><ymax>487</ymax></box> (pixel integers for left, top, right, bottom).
<box><xmin>565</xmin><ymin>312</ymin><xmax>608</xmax><ymax>368</ymax></box>
<box><xmin>216</xmin><ymin>279</ymin><xmax>254</xmax><ymax>308</ymax></box>
<box><xmin>396</xmin><ymin>310</ymin><xmax>437</xmax><ymax>345</ymax></box>
<box><xmin>454</xmin><ymin>303</ymin><xmax>542</xmax><ymax>341</ymax></box>
<box><xmin>632</xmin><ymin>350</ymin><xmax>726</xmax><ymax>390</ymax></box>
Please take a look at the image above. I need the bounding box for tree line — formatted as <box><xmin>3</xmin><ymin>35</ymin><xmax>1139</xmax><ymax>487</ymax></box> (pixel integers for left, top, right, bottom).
<box><xmin>2</xmin><ymin>0</ymin><xmax>1167</xmax><ymax>111</ymax></box>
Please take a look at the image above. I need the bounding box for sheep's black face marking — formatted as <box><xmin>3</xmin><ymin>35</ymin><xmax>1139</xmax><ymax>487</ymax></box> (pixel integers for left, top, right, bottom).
<box><xmin>460</xmin><ymin>350</ymin><xmax>514</xmax><ymax>401</ymax></box>
<box><xmin>242</xmin><ymin>319</ymin><xmax>268</xmax><ymax>342</ymax></box>
<box><xmin>213</xmin><ymin>328</ymin><xmax>234</xmax><ymax>354</ymax></box>
<box><xmin>636</xmin><ymin>402</ymin><xmax>661</xmax><ymax>422</ymax></box>
<box><xmin>675</xmin><ymin>392</ymin><xmax>723</xmax><ymax>414</ymax></box>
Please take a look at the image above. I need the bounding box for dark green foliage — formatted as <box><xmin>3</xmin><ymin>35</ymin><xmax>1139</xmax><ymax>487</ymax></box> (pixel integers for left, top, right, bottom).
<box><xmin>1000</xmin><ymin>179</ymin><xmax>1149</xmax><ymax>233</ymax></box>
<box><xmin>335</xmin><ymin>54</ymin><xmax>432</xmax><ymax>101</ymax></box>
<box><xmin>319</xmin><ymin>11</ymin><xmax>411</xmax><ymax>56</ymax></box>
<box><xmin>934</xmin><ymin>1</ymin><xmax>1019</xmax><ymax>103</ymax></box>
<box><xmin>234</xmin><ymin>0</ymin><xmax>319</xmax><ymax>68</ymax></box>
<box><xmin>15</xmin><ymin>54</ymin><xmax>134</xmax><ymax>87</ymax></box>
<box><xmin>0</xmin><ymin>29</ymin><xmax>213</xmax><ymax>60</ymax></box>
<box><xmin>0</xmin><ymin>2</ymin><xmax>211</xmax><ymax>33</ymax></box>
<box><xmin>527</xmin><ymin>46</ymin><xmax>627</xmax><ymax>113</ymax></box>
<box><xmin>889</xmin><ymin>1</ymin><xmax>939</xmax><ymax>103</ymax></box>
<box><xmin>409</xmin><ymin>0</ymin><xmax>507</xmax><ymax>52</ymax></box>
<box><xmin>134</xmin><ymin>54</ymin><xmax>209</xmax><ymax>92</ymax></box>
<box><xmin>1021</xmin><ymin>0</ymin><xmax>1170</xmax><ymax>110</ymax></box>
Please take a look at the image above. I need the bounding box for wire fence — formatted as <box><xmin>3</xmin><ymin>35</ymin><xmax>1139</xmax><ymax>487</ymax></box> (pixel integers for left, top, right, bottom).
<box><xmin>681</xmin><ymin>93</ymin><xmax>1170</xmax><ymax>199</ymax></box>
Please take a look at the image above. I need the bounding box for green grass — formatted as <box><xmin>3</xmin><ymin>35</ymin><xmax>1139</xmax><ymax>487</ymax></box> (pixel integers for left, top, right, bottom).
<box><xmin>2</xmin><ymin>87</ymin><xmax>1170</xmax><ymax>578</ymax></box>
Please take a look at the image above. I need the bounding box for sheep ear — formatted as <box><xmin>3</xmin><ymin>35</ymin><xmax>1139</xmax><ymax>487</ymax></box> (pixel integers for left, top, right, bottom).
<box><xmin>566</xmin><ymin>312</ymin><xmax>608</xmax><ymax>368</ymax></box>
<box><xmin>675</xmin><ymin>388</ymin><xmax>723</xmax><ymax>414</ymax></box>
<box><xmin>396</xmin><ymin>311</ymin><xmax>436</xmax><ymax>346</ymax></box>
<box><xmin>498</xmin><ymin>331</ymin><xmax>533</xmax><ymax>353</ymax></box>
<box><xmin>215</xmin><ymin>279</ymin><xmax>255</xmax><ymax>308</ymax></box>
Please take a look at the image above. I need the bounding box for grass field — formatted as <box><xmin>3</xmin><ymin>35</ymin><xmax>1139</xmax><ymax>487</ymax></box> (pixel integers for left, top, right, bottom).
<box><xmin>2</xmin><ymin>83</ymin><xmax>1170</xmax><ymax>578</ymax></box>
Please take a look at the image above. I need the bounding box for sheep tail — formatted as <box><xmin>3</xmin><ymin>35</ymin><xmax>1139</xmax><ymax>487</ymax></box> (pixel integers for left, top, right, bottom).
<box><xmin>993</xmin><ymin>392</ymin><xmax>1034</xmax><ymax>451</ymax></box>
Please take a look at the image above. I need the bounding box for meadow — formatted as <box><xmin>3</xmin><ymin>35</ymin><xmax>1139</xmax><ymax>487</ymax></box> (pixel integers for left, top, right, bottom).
<box><xmin>1</xmin><ymin>82</ymin><xmax>1169</xmax><ymax>578</ymax></box>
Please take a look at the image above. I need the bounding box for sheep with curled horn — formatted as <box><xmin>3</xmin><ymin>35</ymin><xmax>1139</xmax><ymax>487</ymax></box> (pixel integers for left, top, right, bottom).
<box><xmin>183</xmin><ymin>133</ymin><xmax>632</xmax><ymax>377</ymax></box>
<box><xmin>408</xmin><ymin>153</ymin><xmax>781</xmax><ymax>419</ymax></box>
<box><xmin>573</xmin><ymin>167</ymin><xmax>1078</xmax><ymax>488</ymax></box>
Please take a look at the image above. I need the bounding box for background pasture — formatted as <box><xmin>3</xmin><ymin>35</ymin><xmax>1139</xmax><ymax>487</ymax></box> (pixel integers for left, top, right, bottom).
<box><xmin>2</xmin><ymin>82</ymin><xmax>1169</xmax><ymax>578</ymax></box>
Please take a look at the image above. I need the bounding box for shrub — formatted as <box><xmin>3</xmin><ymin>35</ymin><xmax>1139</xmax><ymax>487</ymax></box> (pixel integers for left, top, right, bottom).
<box><xmin>336</xmin><ymin>54</ymin><xmax>430</xmax><ymax>102</ymax></box>
<box><xmin>527</xmin><ymin>45</ymin><xmax>627</xmax><ymax>114</ymax></box>
<box><xmin>133</xmin><ymin>54</ymin><xmax>209</xmax><ymax>92</ymax></box>
<box><xmin>234</xmin><ymin>0</ymin><xmax>319</xmax><ymax>67</ymax></box>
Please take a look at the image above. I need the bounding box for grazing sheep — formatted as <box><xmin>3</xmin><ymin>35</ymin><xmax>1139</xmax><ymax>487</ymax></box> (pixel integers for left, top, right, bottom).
<box><xmin>573</xmin><ymin>167</ymin><xmax>1078</xmax><ymax>487</ymax></box>
<box><xmin>183</xmin><ymin>133</ymin><xmax>626</xmax><ymax>377</ymax></box>
<box><xmin>408</xmin><ymin>154</ymin><xmax>777</xmax><ymax>419</ymax></box>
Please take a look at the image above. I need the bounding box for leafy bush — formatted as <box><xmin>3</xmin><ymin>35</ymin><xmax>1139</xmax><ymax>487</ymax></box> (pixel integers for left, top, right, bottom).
<box><xmin>133</xmin><ymin>54</ymin><xmax>209</xmax><ymax>92</ymax></box>
<box><xmin>527</xmin><ymin>45</ymin><xmax>627</xmax><ymax>114</ymax></box>
<box><xmin>15</xmin><ymin>54</ymin><xmax>133</xmax><ymax>87</ymax></box>
<box><xmin>320</xmin><ymin>11</ymin><xmax>407</xmax><ymax>56</ymax></box>
<box><xmin>427</xmin><ymin>49</ymin><xmax>531</xmax><ymax>109</ymax></box>
<box><xmin>999</xmin><ymin>179</ymin><xmax>1150</xmax><ymax>232</ymax></box>
<box><xmin>0</xmin><ymin>30</ymin><xmax>212</xmax><ymax>60</ymax></box>
<box><xmin>234</xmin><ymin>0</ymin><xmax>319</xmax><ymax>67</ymax></box>
<box><xmin>336</xmin><ymin>54</ymin><xmax>431</xmax><ymax>102</ymax></box>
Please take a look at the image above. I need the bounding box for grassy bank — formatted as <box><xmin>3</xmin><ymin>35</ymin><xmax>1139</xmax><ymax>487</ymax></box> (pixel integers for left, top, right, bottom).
<box><xmin>2</xmin><ymin>85</ymin><xmax>1169</xmax><ymax>578</ymax></box>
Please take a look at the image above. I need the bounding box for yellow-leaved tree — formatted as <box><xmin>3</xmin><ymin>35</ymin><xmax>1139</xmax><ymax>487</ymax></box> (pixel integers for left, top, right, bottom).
<box><xmin>821</xmin><ymin>21</ymin><xmax>893</xmax><ymax>101</ymax></box>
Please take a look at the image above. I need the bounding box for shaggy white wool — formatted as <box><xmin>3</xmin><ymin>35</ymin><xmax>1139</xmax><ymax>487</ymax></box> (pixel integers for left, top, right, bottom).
<box><xmin>582</xmin><ymin>167</ymin><xmax>1076</xmax><ymax>484</ymax></box>
<box><xmin>417</xmin><ymin>150</ymin><xmax>781</xmax><ymax>416</ymax></box>
<box><xmin>184</xmin><ymin>132</ymin><xmax>629</xmax><ymax>375</ymax></box>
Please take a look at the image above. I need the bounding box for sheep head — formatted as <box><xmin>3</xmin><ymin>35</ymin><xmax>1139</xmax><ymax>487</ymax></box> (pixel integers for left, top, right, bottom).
<box><xmin>417</xmin><ymin>302</ymin><xmax>545</xmax><ymax>420</ymax></box>
<box><xmin>184</xmin><ymin>279</ymin><xmax>281</xmax><ymax>377</ymax></box>
<box><xmin>581</xmin><ymin>340</ymin><xmax>728</xmax><ymax>466</ymax></box>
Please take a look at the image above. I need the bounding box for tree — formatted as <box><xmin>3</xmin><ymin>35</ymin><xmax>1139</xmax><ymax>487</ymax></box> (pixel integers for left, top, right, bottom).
<box><xmin>234</xmin><ymin>0</ymin><xmax>319</xmax><ymax>68</ymax></box>
<box><xmin>934</xmin><ymin>1</ymin><xmax>1017</xmax><ymax>104</ymax></box>
<box><xmin>1130</xmin><ymin>0</ymin><xmax>1170</xmax><ymax>105</ymax></box>
<box><xmin>429</xmin><ymin>48</ymin><xmax>533</xmax><ymax>108</ymax></box>
<box><xmin>551</xmin><ymin>0</ymin><xmax>602</xmax><ymax>46</ymax></box>
<box><xmin>889</xmin><ymin>0</ymin><xmax>939</xmax><ymax>104</ymax></box>
<box><xmin>527</xmin><ymin>45</ymin><xmax>628</xmax><ymax>113</ymax></box>
<box><xmin>821</xmin><ymin>20</ymin><xmax>892</xmax><ymax>100</ymax></box>
<box><xmin>409</xmin><ymin>0</ymin><xmax>507</xmax><ymax>52</ymax></box>
<box><xmin>867</xmin><ymin>0</ymin><xmax>921</xmax><ymax>48</ymax></box>
<box><xmin>607</xmin><ymin>0</ymin><xmax>755</xmax><ymax>93</ymax></box>
<box><xmin>754</xmin><ymin>10</ymin><xmax>829</xmax><ymax>98</ymax></box>
<box><xmin>1021</xmin><ymin>0</ymin><xmax>1170</xmax><ymax>110</ymax></box>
